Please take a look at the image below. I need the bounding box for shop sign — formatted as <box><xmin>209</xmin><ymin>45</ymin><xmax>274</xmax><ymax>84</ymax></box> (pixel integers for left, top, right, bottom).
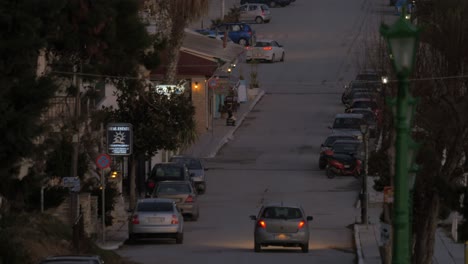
<box><xmin>107</xmin><ymin>123</ymin><xmax>133</xmax><ymax>156</ymax></box>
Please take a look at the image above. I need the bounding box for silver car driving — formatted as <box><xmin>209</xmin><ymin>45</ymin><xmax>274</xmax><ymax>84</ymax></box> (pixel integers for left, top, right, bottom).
<box><xmin>250</xmin><ymin>202</ymin><xmax>313</xmax><ymax>253</ymax></box>
<box><xmin>128</xmin><ymin>198</ymin><xmax>184</xmax><ymax>244</ymax></box>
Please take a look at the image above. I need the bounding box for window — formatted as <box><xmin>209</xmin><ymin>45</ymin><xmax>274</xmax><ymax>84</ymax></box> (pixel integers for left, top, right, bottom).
<box><xmin>240</xmin><ymin>5</ymin><xmax>248</xmax><ymax>11</ymax></box>
<box><xmin>249</xmin><ymin>5</ymin><xmax>257</xmax><ymax>11</ymax></box>
<box><xmin>332</xmin><ymin>142</ymin><xmax>360</xmax><ymax>153</ymax></box>
<box><xmin>333</xmin><ymin>117</ymin><xmax>363</xmax><ymax>129</ymax></box>
<box><xmin>262</xmin><ymin>207</ymin><xmax>303</xmax><ymax>219</ymax></box>
<box><xmin>232</xmin><ymin>25</ymin><xmax>241</xmax><ymax>31</ymax></box>
<box><xmin>157</xmin><ymin>183</ymin><xmax>191</xmax><ymax>194</ymax></box>
<box><xmin>137</xmin><ymin>202</ymin><xmax>173</xmax><ymax>212</ymax></box>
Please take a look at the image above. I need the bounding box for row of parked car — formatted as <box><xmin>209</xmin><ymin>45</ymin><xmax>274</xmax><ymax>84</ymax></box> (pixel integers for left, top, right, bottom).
<box><xmin>318</xmin><ymin>71</ymin><xmax>383</xmax><ymax>178</ymax></box>
<box><xmin>127</xmin><ymin>155</ymin><xmax>207</xmax><ymax>244</ymax></box>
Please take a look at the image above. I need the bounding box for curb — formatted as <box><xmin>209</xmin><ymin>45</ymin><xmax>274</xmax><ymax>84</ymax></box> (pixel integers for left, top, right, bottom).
<box><xmin>205</xmin><ymin>89</ymin><xmax>266</xmax><ymax>158</ymax></box>
<box><xmin>354</xmin><ymin>224</ymin><xmax>365</xmax><ymax>264</ymax></box>
<box><xmin>95</xmin><ymin>240</ymin><xmax>125</xmax><ymax>250</ymax></box>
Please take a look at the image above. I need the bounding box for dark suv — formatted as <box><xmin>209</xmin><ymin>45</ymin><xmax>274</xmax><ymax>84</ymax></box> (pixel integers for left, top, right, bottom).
<box><xmin>240</xmin><ymin>0</ymin><xmax>292</xmax><ymax>7</ymax></box>
<box><xmin>213</xmin><ymin>22</ymin><xmax>256</xmax><ymax>46</ymax></box>
<box><xmin>146</xmin><ymin>162</ymin><xmax>192</xmax><ymax>196</ymax></box>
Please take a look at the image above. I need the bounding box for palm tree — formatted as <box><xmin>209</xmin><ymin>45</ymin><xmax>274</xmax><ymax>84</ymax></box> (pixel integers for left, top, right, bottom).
<box><xmin>161</xmin><ymin>0</ymin><xmax>209</xmax><ymax>83</ymax></box>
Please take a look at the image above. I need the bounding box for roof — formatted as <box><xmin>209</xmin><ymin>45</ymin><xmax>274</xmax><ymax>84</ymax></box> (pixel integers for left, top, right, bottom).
<box><xmin>137</xmin><ymin>198</ymin><xmax>176</xmax><ymax>203</ymax></box>
<box><xmin>262</xmin><ymin>202</ymin><xmax>302</xmax><ymax>208</ymax></box>
<box><xmin>151</xmin><ymin>50</ymin><xmax>219</xmax><ymax>78</ymax></box>
<box><xmin>335</xmin><ymin>113</ymin><xmax>364</xmax><ymax>118</ymax></box>
<box><xmin>333</xmin><ymin>139</ymin><xmax>361</xmax><ymax>145</ymax></box>
<box><xmin>180</xmin><ymin>28</ymin><xmax>245</xmax><ymax>65</ymax></box>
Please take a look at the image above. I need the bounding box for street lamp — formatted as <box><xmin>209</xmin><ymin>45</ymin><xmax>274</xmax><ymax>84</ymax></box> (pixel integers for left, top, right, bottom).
<box><xmin>380</xmin><ymin>10</ymin><xmax>421</xmax><ymax>264</ymax></box>
<box><xmin>359</xmin><ymin>123</ymin><xmax>369</xmax><ymax>225</ymax></box>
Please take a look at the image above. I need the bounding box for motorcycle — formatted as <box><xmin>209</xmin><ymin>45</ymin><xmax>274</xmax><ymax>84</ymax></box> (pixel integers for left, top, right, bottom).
<box><xmin>325</xmin><ymin>153</ymin><xmax>362</xmax><ymax>179</ymax></box>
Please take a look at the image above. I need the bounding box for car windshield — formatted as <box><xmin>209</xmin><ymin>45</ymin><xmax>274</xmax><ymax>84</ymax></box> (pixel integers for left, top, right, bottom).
<box><xmin>332</xmin><ymin>117</ymin><xmax>362</xmax><ymax>129</ymax></box>
<box><xmin>152</xmin><ymin>165</ymin><xmax>183</xmax><ymax>178</ymax></box>
<box><xmin>332</xmin><ymin>142</ymin><xmax>360</xmax><ymax>153</ymax></box>
<box><xmin>137</xmin><ymin>202</ymin><xmax>173</xmax><ymax>212</ymax></box>
<box><xmin>170</xmin><ymin>158</ymin><xmax>202</xmax><ymax>169</ymax></box>
<box><xmin>254</xmin><ymin>41</ymin><xmax>271</xmax><ymax>47</ymax></box>
<box><xmin>157</xmin><ymin>183</ymin><xmax>191</xmax><ymax>194</ymax></box>
<box><xmin>351</xmin><ymin>101</ymin><xmax>377</xmax><ymax>110</ymax></box>
<box><xmin>41</xmin><ymin>261</ymin><xmax>100</xmax><ymax>264</ymax></box>
<box><xmin>262</xmin><ymin>207</ymin><xmax>303</xmax><ymax>219</ymax></box>
<box><xmin>324</xmin><ymin>136</ymin><xmax>355</xmax><ymax>147</ymax></box>
<box><xmin>352</xmin><ymin>111</ymin><xmax>375</xmax><ymax>122</ymax></box>
<box><xmin>356</xmin><ymin>73</ymin><xmax>380</xmax><ymax>81</ymax></box>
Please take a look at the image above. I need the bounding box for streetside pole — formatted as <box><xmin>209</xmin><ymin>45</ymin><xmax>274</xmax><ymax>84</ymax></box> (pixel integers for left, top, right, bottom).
<box><xmin>102</xmin><ymin>168</ymin><xmax>106</xmax><ymax>243</ymax></box>
<box><xmin>392</xmin><ymin>77</ymin><xmax>411</xmax><ymax>264</ymax></box>
<box><xmin>362</xmin><ymin>130</ymin><xmax>369</xmax><ymax>225</ymax></box>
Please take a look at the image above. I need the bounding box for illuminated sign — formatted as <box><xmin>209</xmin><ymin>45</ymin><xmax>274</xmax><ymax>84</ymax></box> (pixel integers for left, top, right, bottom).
<box><xmin>107</xmin><ymin>123</ymin><xmax>133</xmax><ymax>156</ymax></box>
<box><xmin>151</xmin><ymin>80</ymin><xmax>187</xmax><ymax>96</ymax></box>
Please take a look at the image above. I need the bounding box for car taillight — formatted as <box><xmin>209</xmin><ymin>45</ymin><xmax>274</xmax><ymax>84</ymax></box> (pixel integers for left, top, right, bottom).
<box><xmin>330</xmin><ymin>160</ymin><xmax>344</xmax><ymax>169</ymax></box>
<box><xmin>248</xmin><ymin>31</ymin><xmax>252</xmax><ymax>36</ymax></box>
<box><xmin>257</xmin><ymin>220</ymin><xmax>266</xmax><ymax>228</ymax></box>
<box><xmin>185</xmin><ymin>195</ymin><xmax>194</xmax><ymax>203</ymax></box>
<box><xmin>132</xmin><ymin>215</ymin><xmax>139</xmax><ymax>224</ymax></box>
<box><xmin>357</xmin><ymin>160</ymin><xmax>362</xmax><ymax>166</ymax></box>
<box><xmin>147</xmin><ymin>181</ymin><xmax>155</xmax><ymax>189</ymax></box>
<box><xmin>171</xmin><ymin>215</ymin><xmax>179</xmax><ymax>224</ymax></box>
<box><xmin>263</xmin><ymin>46</ymin><xmax>272</xmax><ymax>51</ymax></box>
<box><xmin>245</xmin><ymin>46</ymin><xmax>252</xmax><ymax>50</ymax></box>
<box><xmin>298</xmin><ymin>220</ymin><xmax>306</xmax><ymax>229</ymax></box>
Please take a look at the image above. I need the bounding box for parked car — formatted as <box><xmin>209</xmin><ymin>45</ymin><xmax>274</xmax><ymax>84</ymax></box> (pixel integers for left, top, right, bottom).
<box><xmin>325</xmin><ymin>151</ymin><xmax>362</xmax><ymax>179</ymax></box>
<box><xmin>249</xmin><ymin>202</ymin><xmax>313</xmax><ymax>253</ymax></box>
<box><xmin>169</xmin><ymin>155</ymin><xmax>207</xmax><ymax>194</ymax></box>
<box><xmin>329</xmin><ymin>113</ymin><xmax>366</xmax><ymax>141</ymax></box>
<box><xmin>240</xmin><ymin>0</ymin><xmax>292</xmax><ymax>7</ymax></box>
<box><xmin>213</xmin><ymin>22</ymin><xmax>256</xmax><ymax>46</ymax></box>
<box><xmin>318</xmin><ymin>133</ymin><xmax>357</xmax><ymax>169</ymax></box>
<box><xmin>239</xmin><ymin>3</ymin><xmax>271</xmax><ymax>24</ymax></box>
<box><xmin>342</xmin><ymin>80</ymin><xmax>379</xmax><ymax>105</ymax></box>
<box><xmin>346</xmin><ymin>108</ymin><xmax>378</xmax><ymax>138</ymax></box>
<box><xmin>345</xmin><ymin>98</ymin><xmax>380</xmax><ymax>120</ymax></box>
<box><xmin>146</xmin><ymin>162</ymin><xmax>192</xmax><ymax>197</ymax></box>
<box><xmin>152</xmin><ymin>181</ymin><xmax>200</xmax><ymax>221</ymax></box>
<box><xmin>128</xmin><ymin>198</ymin><xmax>184</xmax><ymax>244</ymax></box>
<box><xmin>39</xmin><ymin>255</ymin><xmax>104</xmax><ymax>264</ymax></box>
<box><xmin>343</xmin><ymin>89</ymin><xmax>378</xmax><ymax>107</ymax></box>
<box><xmin>246</xmin><ymin>39</ymin><xmax>285</xmax><ymax>62</ymax></box>
<box><xmin>195</xmin><ymin>29</ymin><xmax>233</xmax><ymax>42</ymax></box>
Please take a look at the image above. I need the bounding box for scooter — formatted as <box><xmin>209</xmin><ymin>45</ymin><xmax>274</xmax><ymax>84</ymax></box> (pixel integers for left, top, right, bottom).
<box><xmin>325</xmin><ymin>153</ymin><xmax>362</xmax><ymax>179</ymax></box>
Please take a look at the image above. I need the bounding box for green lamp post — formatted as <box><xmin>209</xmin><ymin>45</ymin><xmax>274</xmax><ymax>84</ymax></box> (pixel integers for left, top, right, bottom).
<box><xmin>380</xmin><ymin>10</ymin><xmax>421</xmax><ymax>264</ymax></box>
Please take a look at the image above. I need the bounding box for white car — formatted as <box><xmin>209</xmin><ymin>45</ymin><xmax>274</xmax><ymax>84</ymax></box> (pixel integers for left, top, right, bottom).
<box><xmin>246</xmin><ymin>39</ymin><xmax>285</xmax><ymax>63</ymax></box>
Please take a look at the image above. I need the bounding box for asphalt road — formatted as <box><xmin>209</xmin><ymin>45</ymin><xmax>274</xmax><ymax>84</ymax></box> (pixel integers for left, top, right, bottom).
<box><xmin>118</xmin><ymin>0</ymin><xmax>386</xmax><ymax>263</ymax></box>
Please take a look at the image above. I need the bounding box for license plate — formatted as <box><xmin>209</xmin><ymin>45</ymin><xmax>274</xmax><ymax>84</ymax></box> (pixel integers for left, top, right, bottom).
<box><xmin>276</xmin><ymin>234</ymin><xmax>289</xmax><ymax>239</ymax></box>
<box><xmin>344</xmin><ymin>165</ymin><xmax>350</xmax><ymax>168</ymax></box>
<box><xmin>148</xmin><ymin>217</ymin><xmax>164</xmax><ymax>223</ymax></box>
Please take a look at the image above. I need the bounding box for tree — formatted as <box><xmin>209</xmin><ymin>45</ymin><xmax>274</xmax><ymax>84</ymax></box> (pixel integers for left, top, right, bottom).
<box><xmin>160</xmin><ymin>0</ymin><xmax>209</xmax><ymax>83</ymax></box>
<box><xmin>410</xmin><ymin>1</ymin><xmax>468</xmax><ymax>262</ymax></box>
<box><xmin>0</xmin><ymin>0</ymin><xmax>59</xmax><ymax>205</ymax></box>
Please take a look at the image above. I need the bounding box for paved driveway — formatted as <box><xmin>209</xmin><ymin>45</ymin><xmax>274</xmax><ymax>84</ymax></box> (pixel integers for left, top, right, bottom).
<box><xmin>117</xmin><ymin>0</ymin><xmax>383</xmax><ymax>263</ymax></box>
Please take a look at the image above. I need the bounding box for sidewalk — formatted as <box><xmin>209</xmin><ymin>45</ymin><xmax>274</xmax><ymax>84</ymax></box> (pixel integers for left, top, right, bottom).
<box><xmin>96</xmin><ymin>90</ymin><xmax>266</xmax><ymax>250</ymax></box>
<box><xmin>355</xmin><ymin>177</ymin><xmax>466</xmax><ymax>264</ymax></box>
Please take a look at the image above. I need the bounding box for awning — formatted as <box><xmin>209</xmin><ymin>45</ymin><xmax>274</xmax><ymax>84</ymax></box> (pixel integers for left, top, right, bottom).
<box><xmin>181</xmin><ymin>28</ymin><xmax>245</xmax><ymax>67</ymax></box>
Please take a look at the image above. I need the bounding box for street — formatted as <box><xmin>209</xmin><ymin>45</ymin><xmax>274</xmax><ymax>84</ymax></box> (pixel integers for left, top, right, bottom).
<box><xmin>117</xmin><ymin>0</ymin><xmax>383</xmax><ymax>263</ymax></box>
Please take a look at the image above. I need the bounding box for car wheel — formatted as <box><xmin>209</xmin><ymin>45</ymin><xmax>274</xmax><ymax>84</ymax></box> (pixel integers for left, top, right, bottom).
<box><xmin>319</xmin><ymin>159</ymin><xmax>326</xmax><ymax>170</ymax></box>
<box><xmin>127</xmin><ymin>233</ymin><xmax>136</xmax><ymax>244</ymax></box>
<box><xmin>326</xmin><ymin>167</ymin><xmax>335</xmax><ymax>179</ymax></box>
<box><xmin>239</xmin><ymin>38</ymin><xmax>248</xmax><ymax>46</ymax></box>
<box><xmin>176</xmin><ymin>232</ymin><xmax>184</xmax><ymax>244</ymax></box>
<box><xmin>301</xmin><ymin>243</ymin><xmax>309</xmax><ymax>253</ymax></box>
<box><xmin>270</xmin><ymin>54</ymin><xmax>275</xmax><ymax>63</ymax></box>
<box><xmin>255</xmin><ymin>16</ymin><xmax>264</xmax><ymax>24</ymax></box>
<box><xmin>254</xmin><ymin>242</ymin><xmax>262</xmax><ymax>252</ymax></box>
<box><xmin>280</xmin><ymin>52</ymin><xmax>285</xmax><ymax>62</ymax></box>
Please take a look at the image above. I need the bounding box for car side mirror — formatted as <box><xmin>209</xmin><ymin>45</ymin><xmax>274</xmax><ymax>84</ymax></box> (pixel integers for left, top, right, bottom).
<box><xmin>307</xmin><ymin>216</ymin><xmax>313</xmax><ymax>221</ymax></box>
<box><xmin>249</xmin><ymin>215</ymin><xmax>257</xmax><ymax>220</ymax></box>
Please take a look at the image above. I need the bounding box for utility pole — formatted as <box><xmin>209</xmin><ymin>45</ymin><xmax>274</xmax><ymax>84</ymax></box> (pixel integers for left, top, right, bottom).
<box><xmin>361</xmin><ymin>126</ymin><xmax>369</xmax><ymax>225</ymax></box>
<box><xmin>221</xmin><ymin>0</ymin><xmax>225</xmax><ymax>20</ymax></box>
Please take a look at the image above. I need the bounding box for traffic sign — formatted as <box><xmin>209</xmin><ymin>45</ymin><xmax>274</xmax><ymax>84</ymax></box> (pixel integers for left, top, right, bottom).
<box><xmin>208</xmin><ymin>77</ymin><xmax>218</xmax><ymax>89</ymax></box>
<box><xmin>96</xmin><ymin>153</ymin><xmax>112</xmax><ymax>169</ymax></box>
<box><xmin>62</xmin><ymin>177</ymin><xmax>80</xmax><ymax>192</ymax></box>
